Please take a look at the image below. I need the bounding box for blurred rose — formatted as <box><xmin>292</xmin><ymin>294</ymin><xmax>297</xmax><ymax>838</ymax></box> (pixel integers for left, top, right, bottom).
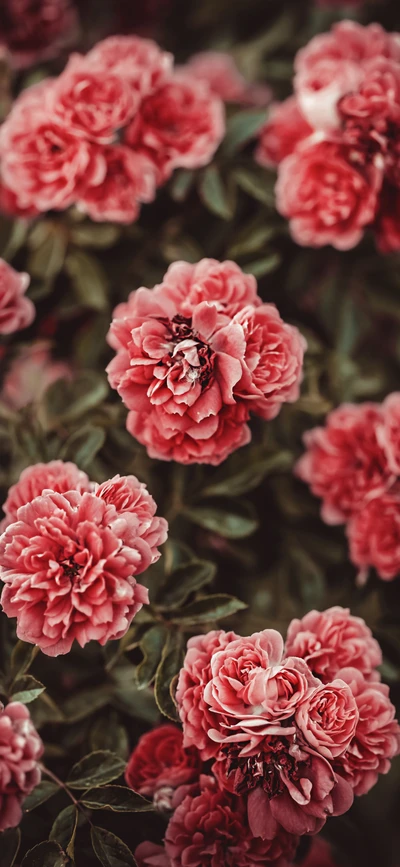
<box><xmin>1</xmin><ymin>341</ymin><xmax>71</xmax><ymax>410</ymax></box>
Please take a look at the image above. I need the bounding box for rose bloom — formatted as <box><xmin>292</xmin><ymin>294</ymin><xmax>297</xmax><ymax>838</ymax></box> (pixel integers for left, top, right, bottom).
<box><xmin>256</xmin><ymin>97</ymin><xmax>313</xmax><ymax>168</ymax></box>
<box><xmin>0</xmin><ymin>485</ymin><xmax>167</xmax><ymax>655</ymax></box>
<box><xmin>0</xmin><ymin>0</ymin><xmax>78</xmax><ymax>69</ymax></box>
<box><xmin>0</xmin><ymin>702</ymin><xmax>43</xmax><ymax>831</ymax></box>
<box><xmin>375</xmin><ymin>184</ymin><xmax>400</xmax><ymax>253</ymax></box>
<box><xmin>295</xmin><ymin>403</ymin><xmax>391</xmax><ymax>524</ymax></box>
<box><xmin>377</xmin><ymin>392</ymin><xmax>400</xmax><ymax>474</ymax></box>
<box><xmin>77</xmin><ymin>145</ymin><xmax>156</xmax><ymax>224</ymax></box>
<box><xmin>135</xmin><ymin>843</ymin><xmax>170</xmax><ymax>867</ymax></box>
<box><xmin>335</xmin><ymin>667</ymin><xmax>400</xmax><ymax>795</ymax></box>
<box><xmin>294</xmin><ymin>21</ymin><xmax>400</xmax><ymax>130</ymax></box>
<box><xmin>1</xmin><ymin>341</ymin><xmax>71</xmax><ymax>411</ymax></box>
<box><xmin>276</xmin><ymin>140</ymin><xmax>381</xmax><ymax>251</ymax></box>
<box><xmin>86</xmin><ymin>35</ymin><xmax>173</xmax><ymax>98</ymax></box>
<box><xmin>125</xmin><ymin>725</ymin><xmax>201</xmax><ymax>809</ymax></box>
<box><xmin>125</xmin><ymin>74</ymin><xmax>225</xmax><ymax>183</ymax></box>
<box><xmin>50</xmin><ymin>54</ymin><xmax>137</xmax><ymax>143</ymax></box>
<box><xmin>347</xmin><ymin>492</ymin><xmax>400</xmax><ymax>581</ymax></box>
<box><xmin>0</xmin><ymin>259</ymin><xmax>35</xmax><ymax>335</ymax></box>
<box><xmin>295</xmin><ymin>680</ymin><xmax>359</xmax><ymax>760</ymax></box>
<box><xmin>285</xmin><ymin>607</ymin><xmax>382</xmax><ymax>683</ymax></box>
<box><xmin>1</xmin><ymin>459</ymin><xmax>91</xmax><ymax>529</ymax></box>
<box><xmin>182</xmin><ymin>51</ymin><xmax>271</xmax><ymax>106</ymax></box>
<box><xmin>0</xmin><ymin>179</ymin><xmax>39</xmax><ymax>218</ymax></box>
<box><xmin>164</xmin><ymin>779</ymin><xmax>299</xmax><ymax>867</ymax></box>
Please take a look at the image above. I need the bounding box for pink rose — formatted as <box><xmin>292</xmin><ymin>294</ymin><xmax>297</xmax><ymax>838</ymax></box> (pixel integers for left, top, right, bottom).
<box><xmin>125</xmin><ymin>74</ymin><xmax>225</xmax><ymax>183</ymax></box>
<box><xmin>295</xmin><ymin>680</ymin><xmax>359</xmax><ymax>760</ymax></box>
<box><xmin>0</xmin><ymin>259</ymin><xmax>34</xmax><ymax>335</ymax></box>
<box><xmin>347</xmin><ymin>492</ymin><xmax>400</xmax><ymax>581</ymax></box>
<box><xmin>0</xmin><ymin>702</ymin><xmax>43</xmax><ymax>831</ymax></box>
<box><xmin>276</xmin><ymin>140</ymin><xmax>381</xmax><ymax>251</ymax></box>
<box><xmin>0</xmin><ymin>0</ymin><xmax>78</xmax><ymax>69</ymax></box>
<box><xmin>375</xmin><ymin>184</ymin><xmax>400</xmax><ymax>253</ymax></box>
<box><xmin>77</xmin><ymin>145</ymin><xmax>156</xmax><ymax>224</ymax></box>
<box><xmin>125</xmin><ymin>725</ymin><xmax>201</xmax><ymax>809</ymax></box>
<box><xmin>164</xmin><ymin>779</ymin><xmax>299</xmax><ymax>867</ymax></box>
<box><xmin>159</xmin><ymin>259</ymin><xmax>261</xmax><ymax>318</ymax></box>
<box><xmin>0</xmin><ymin>180</ymin><xmax>39</xmax><ymax>218</ymax></box>
<box><xmin>300</xmin><ymin>837</ymin><xmax>338</xmax><ymax>867</ymax></box>
<box><xmin>1</xmin><ymin>460</ymin><xmax>91</xmax><ymax>528</ymax></box>
<box><xmin>335</xmin><ymin>667</ymin><xmax>400</xmax><ymax>795</ymax></box>
<box><xmin>377</xmin><ymin>392</ymin><xmax>400</xmax><ymax>474</ymax></box>
<box><xmin>86</xmin><ymin>35</ymin><xmax>173</xmax><ymax>97</ymax></box>
<box><xmin>0</xmin><ymin>487</ymin><xmax>167</xmax><ymax>655</ymax></box>
<box><xmin>1</xmin><ymin>341</ymin><xmax>71</xmax><ymax>410</ymax></box>
<box><xmin>255</xmin><ymin>97</ymin><xmax>313</xmax><ymax>168</ymax></box>
<box><xmin>135</xmin><ymin>843</ymin><xmax>170</xmax><ymax>867</ymax></box>
<box><xmin>50</xmin><ymin>54</ymin><xmax>138</xmax><ymax>143</ymax></box>
<box><xmin>295</xmin><ymin>404</ymin><xmax>391</xmax><ymax>525</ymax></box>
<box><xmin>181</xmin><ymin>51</ymin><xmax>271</xmax><ymax>106</ymax></box>
<box><xmin>285</xmin><ymin>607</ymin><xmax>382</xmax><ymax>683</ymax></box>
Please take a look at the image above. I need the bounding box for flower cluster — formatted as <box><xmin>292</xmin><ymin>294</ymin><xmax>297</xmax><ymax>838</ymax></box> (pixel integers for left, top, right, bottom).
<box><xmin>0</xmin><ymin>258</ymin><xmax>35</xmax><ymax>336</ymax></box>
<box><xmin>0</xmin><ymin>461</ymin><xmax>168</xmax><ymax>655</ymax></box>
<box><xmin>127</xmin><ymin>608</ymin><xmax>399</xmax><ymax>864</ymax></box>
<box><xmin>0</xmin><ymin>0</ymin><xmax>78</xmax><ymax>69</ymax></box>
<box><xmin>107</xmin><ymin>258</ymin><xmax>306</xmax><ymax>465</ymax></box>
<box><xmin>256</xmin><ymin>20</ymin><xmax>400</xmax><ymax>252</ymax></box>
<box><xmin>0</xmin><ymin>701</ymin><xmax>43</xmax><ymax>831</ymax></box>
<box><xmin>0</xmin><ymin>35</ymin><xmax>225</xmax><ymax>223</ymax></box>
<box><xmin>296</xmin><ymin>395</ymin><xmax>400</xmax><ymax>581</ymax></box>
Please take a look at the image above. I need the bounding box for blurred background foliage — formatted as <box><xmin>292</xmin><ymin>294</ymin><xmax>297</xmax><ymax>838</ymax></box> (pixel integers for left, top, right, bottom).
<box><xmin>1</xmin><ymin>1</ymin><xmax>400</xmax><ymax>866</ymax></box>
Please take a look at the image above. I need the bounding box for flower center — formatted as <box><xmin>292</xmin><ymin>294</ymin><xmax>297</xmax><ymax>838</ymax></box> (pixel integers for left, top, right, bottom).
<box><xmin>159</xmin><ymin>314</ymin><xmax>215</xmax><ymax>389</ymax></box>
<box><xmin>223</xmin><ymin>738</ymin><xmax>304</xmax><ymax>798</ymax></box>
<box><xmin>60</xmin><ymin>557</ymin><xmax>81</xmax><ymax>580</ymax></box>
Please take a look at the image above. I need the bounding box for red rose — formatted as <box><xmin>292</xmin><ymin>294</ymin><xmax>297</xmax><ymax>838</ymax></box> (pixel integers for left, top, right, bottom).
<box><xmin>77</xmin><ymin>145</ymin><xmax>156</xmax><ymax>224</ymax></box>
<box><xmin>347</xmin><ymin>492</ymin><xmax>400</xmax><ymax>581</ymax></box>
<box><xmin>135</xmin><ymin>843</ymin><xmax>170</xmax><ymax>867</ymax></box>
<box><xmin>375</xmin><ymin>184</ymin><xmax>400</xmax><ymax>253</ymax></box>
<box><xmin>125</xmin><ymin>725</ymin><xmax>201</xmax><ymax>809</ymax></box>
<box><xmin>256</xmin><ymin>97</ymin><xmax>313</xmax><ymax>168</ymax></box>
<box><xmin>276</xmin><ymin>140</ymin><xmax>381</xmax><ymax>251</ymax></box>
<box><xmin>0</xmin><ymin>702</ymin><xmax>43</xmax><ymax>831</ymax></box>
<box><xmin>0</xmin><ymin>0</ymin><xmax>78</xmax><ymax>69</ymax></box>
<box><xmin>0</xmin><ymin>259</ymin><xmax>34</xmax><ymax>335</ymax></box>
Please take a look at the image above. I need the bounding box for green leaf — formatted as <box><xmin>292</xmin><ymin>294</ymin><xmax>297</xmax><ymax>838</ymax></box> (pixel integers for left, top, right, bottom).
<box><xmin>1</xmin><ymin>828</ymin><xmax>20</xmax><ymax>867</ymax></box>
<box><xmin>136</xmin><ymin>624</ymin><xmax>168</xmax><ymax>690</ymax></box>
<box><xmin>60</xmin><ymin>424</ymin><xmax>105</xmax><ymax>469</ymax></box>
<box><xmin>23</xmin><ymin>781</ymin><xmax>59</xmax><ymax>812</ymax></box>
<box><xmin>169</xmin><ymin>169</ymin><xmax>194</xmax><ymax>202</ymax></box>
<box><xmin>11</xmin><ymin>675</ymin><xmax>45</xmax><ymax>704</ymax></box>
<box><xmin>67</xmin><ymin>751</ymin><xmax>126</xmax><ymax>789</ymax></box>
<box><xmin>89</xmin><ymin>714</ymin><xmax>130</xmax><ymax>760</ymax></box>
<box><xmin>223</xmin><ymin>109</ymin><xmax>267</xmax><ymax>156</ymax></box>
<box><xmin>66</xmin><ymin>250</ymin><xmax>109</xmax><ymax>311</ymax></box>
<box><xmin>49</xmin><ymin>805</ymin><xmax>78</xmax><ymax>858</ymax></box>
<box><xmin>201</xmin><ymin>451</ymin><xmax>293</xmax><ymax>498</ymax></box>
<box><xmin>243</xmin><ymin>253</ymin><xmax>281</xmax><ymax>278</ymax></box>
<box><xmin>44</xmin><ymin>370</ymin><xmax>109</xmax><ymax>426</ymax></box>
<box><xmin>62</xmin><ymin>685</ymin><xmax>111</xmax><ymax>722</ymax></box>
<box><xmin>227</xmin><ymin>222</ymin><xmax>277</xmax><ymax>259</ymax></box>
<box><xmin>10</xmin><ymin>641</ymin><xmax>39</xmax><ymax>680</ymax></box>
<box><xmin>82</xmin><ymin>785</ymin><xmax>153</xmax><ymax>813</ymax></box>
<box><xmin>28</xmin><ymin>224</ymin><xmax>67</xmax><ymax>281</ymax></box>
<box><xmin>186</xmin><ymin>500</ymin><xmax>259</xmax><ymax>538</ymax></box>
<box><xmin>169</xmin><ymin>594</ymin><xmax>247</xmax><ymax>625</ymax></box>
<box><xmin>158</xmin><ymin>559</ymin><xmax>217</xmax><ymax>609</ymax></box>
<box><xmin>154</xmin><ymin>632</ymin><xmax>184</xmax><ymax>721</ymax></box>
<box><xmin>290</xmin><ymin>548</ymin><xmax>325</xmax><ymax>610</ymax></box>
<box><xmin>198</xmin><ymin>166</ymin><xmax>234</xmax><ymax>220</ymax></box>
<box><xmin>232</xmin><ymin>167</ymin><xmax>276</xmax><ymax>206</ymax></box>
<box><xmin>70</xmin><ymin>223</ymin><xmax>121</xmax><ymax>249</ymax></box>
<box><xmin>91</xmin><ymin>827</ymin><xmax>137</xmax><ymax>867</ymax></box>
<box><xmin>21</xmin><ymin>841</ymin><xmax>66</xmax><ymax>867</ymax></box>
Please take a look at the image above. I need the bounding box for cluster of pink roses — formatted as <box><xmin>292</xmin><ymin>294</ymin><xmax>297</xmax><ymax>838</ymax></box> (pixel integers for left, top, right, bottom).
<box><xmin>107</xmin><ymin>258</ymin><xmax>306</xmax><ymax>465</ymax></box>
<box><xmin>0</xmin><ymin>460</ymin><xmax>167</xmax><ymax>656</ymax></box>
<box><xmin>256</xmin><ymin>21</ymin><xmax>400</xmax><ymax>252</ymax></box>
<box><xmin>125</xmin><ymin>607</ymin><xmax>399</xmax><ymax>865</ymax></box>
<box><xmin>0</xmin><ymin>701</ymin><xmax>43</xmax><ymax>832</ymax></box>
<box><xmin>296</xmin><ymin>396</ymin><xmax>400</xmax><ymax>582</ymax></box>
<box><xmin>0</xmin><ymin>34</ymin><xmax>225</xmax><ymax>223</ymax></box>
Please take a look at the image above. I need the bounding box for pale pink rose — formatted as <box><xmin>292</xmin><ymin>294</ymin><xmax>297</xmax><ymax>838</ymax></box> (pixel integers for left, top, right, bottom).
<box><xmin>0</xmin><ymin>0</ymin><xmax>78</xmax><ymax>70</ymax></box>
<box><xmin>77</xmin><ymin>145</ymin><xmax>156</xmax><ymax>224</ymax></box>
<box><xmin>235</xmin><ymin>303</ymin><xmax>306</xmax><ymax>420</ymax></box>
<box><xmin>0</xmin><ymin>259</ymin><xmax>34</xmax><ymax>335</ymax></box>
<box><xmin>294</xmin><ymin>21</ymin><xmax>400</xmax><ymax>130</ymax></box>
<box><xmin>50</xmin><ymin>53</ymin><xmax>138</xmax><ymax>143</ymax></box>
<box><xmin>0</xmin><ymin>489</ymin><xmax>165</xmax><ymax>655</ymax></box>
<box><xmin>377</xmin><ymin>392</ymin><xmax>400</xmax><ymax>474</ymax></box>
<box><xmin>164</xmin><ymin>779</ymin><xmax>299</xmax><ymax>867</ymax></box>
<box><xmin>175</xmin><ymin>630</ymin><xmax>238</xmax><ymax>760</ymax></box>
<box><xmin>125</xmin><ymin>74</ymin><xmax>225</xmax><ymax>183</ymax></box>
<box><xmin>135</xmin><ymin>843</ymin><xmax>170</xmax><ymax>867</ymax></box>
<box><xmin>285</xmin><ymin>607</ymin><xmax>382</xmax><ymax>683</ymax></box>
<box><xmin>86</xmin><ymin>35</ymin><xmax>173</xmax><ymax>97</ymax></box>
<box><xmin>0</xmin><ymin>702</ymin><xmax>43</xmax><ymax>831</ymax></box>
<box><xmin>1</xmin><ymin>460</ymin><xmax>91</xmax><ymax>528</ymax></box>
<box><xmin>295</xmin><ymin>404</ymin><xmax>392</xmax><ymax>525</ymax></box>
<box><xmin>347</xmin><ymin>492</ymin><xmax>400</xmax><ymax>581</ymax></box>
<box><xmin>256</xmin><ymin>97</ymin><xmax>314</xmax><ymax>168</ymax></box>
<box><xmin>276</xmin><ymin>141</ymin><xmax>381</xmax><ymax>251</ymax></box>
<box><xmin>335</xmin><ymin>667</ymin><xmax>400</xmax><ymax>795</ymax></box>
<box><xmin>125</xmin><ymin>725</ymin><xmax>201</xmax><ymax>808</ymax></box>
<box><xmin>182</xmin><ymin>51</ymin><xmax>271</xmax><ymax>106</ymax></box>
<box><xmin>1</xmin><ymin>342</ymin><xmax>71</xmax><ymax>411</ymax></box>
<box><xmin>295</xmin><ymin>680</ymin><xmax>359</xmax><ymax>760</ymax></box>
<box><xmin>375</xmin><ymin>184</ymin><xmax>400</xmax><ymax>253</ymax></box>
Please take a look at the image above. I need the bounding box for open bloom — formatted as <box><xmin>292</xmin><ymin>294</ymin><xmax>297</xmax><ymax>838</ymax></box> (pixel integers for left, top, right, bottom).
<box><xmin>1</xmin><ymin>460</ymin><xmax>91</xmax><ymax>529</ymax></box>
<box><xmin>85</xmin><ymin>35</ymin><xmax>173</xmax><ymax>97</ymax></box>
<box><xmin>295</xmin><ymin>680</ymin><xmax>359</xmax><ymax>760</ymax></box>
<box><xmin>347</xmin><ymin>492</ymin><xmax>400</xmax><ymax>581</ymax></box>
<box><xmin>0</xmin><ymin>702</ymin><xmax>43</xmax><ymax>831</ymax></box>
<box><xmin>77</xmin><ymin>145</ymin><xmax>156</xmax><ymax>224</ymax></box>
<box><xmin>125</xmin><ymin>725</ymin><xmax>201</xmax><ymax>809</ymax></box>
<box><xmin>0</xmin><ymin>486</ymin><xmax>167</xmax><ymax>655</ymax></box>
<box><xmin>0</xmin><ymin>259</ymin><xmax>34</xmax><ymax>335</ymax></box>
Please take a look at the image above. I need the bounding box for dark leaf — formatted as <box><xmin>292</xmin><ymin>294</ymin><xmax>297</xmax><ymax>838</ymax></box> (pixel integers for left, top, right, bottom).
<box><xmin>91</xmin><ymin>827</ymin><xmax>137</xmax><ymax>867</ymax></box>
<box><xmin>11</xmin><ymin>675</ymin><xmax>45</xmax><ymax>704</ymax></box>
<box><xmin>60</xmin><ymin>425</ymin><xmax>106</xmax><ymax>469</ymax></box>
<box><xmin>66</xmin><ymin>250</ymin><xmax>109</xmax><ymax>311</ymax></box>
<box><xmin>136</xmin><ymin>624</ymin><xmax>168</xmax><ymax>690</ymax></box>
<box><xmin>49</xmin><ymin>805</ymin><xmax>78</xmax><ymax>857</ymax></box>
<box><xmin>10</xmin><ymin>642</ymin><xmax>39</xmax><ymax>680</ymax></box>
<box><xmin>28</xmin><ymin>224</ymin><xmax>67</xmax><ymax>281</ymax></box>
<box><xmin>67</xmin><ymin>751</ymin><xmax>126</xmax><ymax>789</ymax></box>
<box><xmin>1</xmin><ymin>828</ymin><xmax>20</xmax><ymax>867</ymax></box>
<box><xmin>186</xmin><ymin>500</ymin><xmax>259</xmax><ymax>538</ymax></box>
<box><xmin>81</xmin><ymin>785</ymin><xmax>153</xmax><ymax>813</ymax></box>
<box><xmin>70</xmin><ymin>223</ymin><xmax>121</xmax><ymax>249</ymax></box>
<box><xmin>89</xmin><ymin>714</ymin><xmax>130</xmax><ymax>760</ymax></box>
<box><xmin>43</xmin><ymin>370</ymin><xmax>108</xmax><ymax>426</ymax></box>
<box><xmin>232</xmin><ymin>167</ymin><xmax>276</xmax><ymax>207</ymax></box>
<box><xmin>158</xmin><ymin>560</ymin><xmax>217</xmax><ymax>609</ymax></box>
<box><xmin>223</xmin><ymin>109</ymin><xmax>267</xmax><ymax>156</ymax></box>
<box><xmin>243</xmin><ymin>253</ymin><xmax>281</xmax><ymax>278</ymax></box>
<box><xmin>227</xmin><ymin>221</ymin><xmax>277</xmax><ymax>259</ymax></box>
<box><xmin>154</xmin><ymin>632</ymin><xmax>184</xmax><ymax>721</ymax></box>
<box><xmin>168</xmin><ymin>594</ymin><xmax>247</xmax><ymax>625</ymax></box>
<box><xmin>169</xmin><ymin>169</ymin><xmax>194</xmax><ymax>202</ymax></box>
<box><xmin>21</xmin><ymin>841</ymin><xmax>66</xmax><ymax>867</ymax></box>
<box><xmin>198</xmin><ymin>166</ymin><xmax>234</xmax><ymax>220</ymax></box>
<box><xmin>201</xmin><ymin>451</ymin><xmax>293</xmax><ymax>498</ymax></box>
<box><xmin>24</xmin><ymin>781</ymin><xmax>59</xmax><ymax>812</ymax></box>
